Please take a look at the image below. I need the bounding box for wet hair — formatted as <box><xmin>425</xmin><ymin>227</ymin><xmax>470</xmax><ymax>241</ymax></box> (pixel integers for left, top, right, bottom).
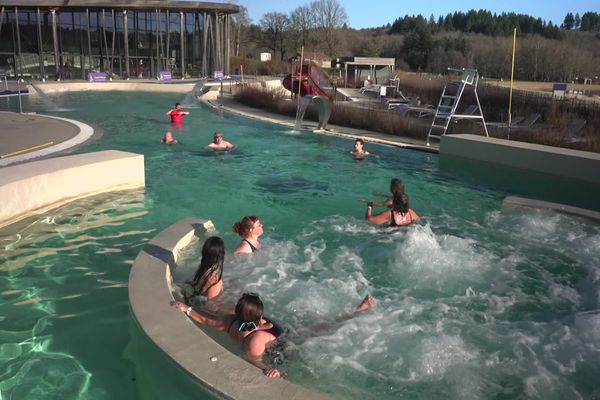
<box><xmin>390</xmin><ymin>178</ymin><xmax>405</xmax><ymax>195</ymax></box>
<box><xmin>235</xmin><ymin>293</ymin><xmax>264</xmax><ymax>330</ymax></box>
<box><xmin>188</xmin><ymin>236</ymin><xmax>225</xmax><ymax>298</ymax></box>
<box><xmin>232</xmin><ymin>216</ymin><xmax>259</xmax><ymax>238</ymax></box>
<box><xmin>392</xmin><ymin>192</ymin><xmax>410</xmax><ymax>215</ymax></box>
<box><xmin>355</xmin><ymin>138</ymin><xmax>364</xmax><ymax>146</ymax></box>
<box><xmin>175</xmin><ymin>102</ymin><xmax>181</xmax><ymax>107</ymax></box>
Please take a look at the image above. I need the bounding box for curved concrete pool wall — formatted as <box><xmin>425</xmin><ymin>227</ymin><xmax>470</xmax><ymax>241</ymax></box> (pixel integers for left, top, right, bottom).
<box><xmin>0</xmin><ymin>150</ymin><xmax>145</xmax><ymax>228</ymax></box>
<box><xmin>129</xmin><ymin>218</ymin><xmax>329</xmax><ymax>400</ymax></box>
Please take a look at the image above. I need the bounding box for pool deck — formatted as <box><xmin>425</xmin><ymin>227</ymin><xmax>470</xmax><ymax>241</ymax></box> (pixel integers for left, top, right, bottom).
<box><xmin>0</xmin><ymin>80</ymin><xmax>438</xmax><ymax>168</ymax></box>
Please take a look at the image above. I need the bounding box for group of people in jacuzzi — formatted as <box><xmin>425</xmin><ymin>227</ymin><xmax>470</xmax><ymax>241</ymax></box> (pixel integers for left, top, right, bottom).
<box><xmin>170</xmin><ymin>178</ymin><xmax>419</xmax><ymax>378</ymax></box>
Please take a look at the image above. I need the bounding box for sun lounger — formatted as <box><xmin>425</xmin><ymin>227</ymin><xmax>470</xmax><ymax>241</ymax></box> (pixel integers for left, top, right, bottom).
<box><xmin>485</xmin><ymin>113</ymin><xmax>542</xmax><ymax>129</ymax></box>
<box><xmin>359</xmin><ymin>84</ymin><xmax>381</xmax><ymax>95</ymax></box>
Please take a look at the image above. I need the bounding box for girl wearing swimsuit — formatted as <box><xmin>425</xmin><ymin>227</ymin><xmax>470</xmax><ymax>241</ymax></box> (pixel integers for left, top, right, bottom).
<box><xmin>170</xmin><ymin>292</ymin><xmax>376</xmax><ymax>378</ymax></box>
<box><xmin>233</xmin><ymin>216</ymin><xmax>263</xmax><ymax>254</ymax></box>
<box><xmin>184</xmin><ymin>236</ymin><xmax>224</xmax><ymax>302</ymax></box>
<box><xmin>366</xmin><ymin>192</ymin><xmax>420</xmax><ymax>226</ymax></box>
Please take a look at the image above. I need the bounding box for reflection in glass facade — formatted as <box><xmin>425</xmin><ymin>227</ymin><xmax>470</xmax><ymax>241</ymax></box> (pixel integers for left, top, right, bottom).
<box><xmin>0</xmin><ymin>2</ymin><xmax>238</xmax><ymax>80</ymax></box>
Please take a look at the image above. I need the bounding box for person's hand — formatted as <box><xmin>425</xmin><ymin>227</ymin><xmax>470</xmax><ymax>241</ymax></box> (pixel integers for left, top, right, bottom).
<box><xmin>263</xmin><ymin>368</ymin><xmax>282</xmax><ymax>378</ymax></box>
<box><xmin>170</xmin><ymin>300</ymin><xmax>187</xmax><ymax>313</ymax></box>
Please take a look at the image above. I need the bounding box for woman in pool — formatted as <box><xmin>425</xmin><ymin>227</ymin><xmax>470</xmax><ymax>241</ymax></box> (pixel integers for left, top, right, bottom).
<box><xmin>160</xmin><ymin>131</ymin><xmax>178</xmax><ymax>144</ymax></box>
<box><xmin>183</xmin><ymin>236</ymin><xmax>224</xmax><ymax>303</ymax></box>
<box><xmin>366</xmin><ymin>191</ymin><xmax>420</xmax><ymax>226</ymax></box>
<box><xmin>368</xmin><ymin>178</ymin><xmax>405</xmax><ymax>208</ymax></box>
<box><xmin>170</xmin><ymin>292</ymin><xmax>375</xmax><ymax>378</ymax></box>
<box><xmin>233</xmin><ymin>216</ymin><xmax>263</xmax><ymax>254</ymax></box>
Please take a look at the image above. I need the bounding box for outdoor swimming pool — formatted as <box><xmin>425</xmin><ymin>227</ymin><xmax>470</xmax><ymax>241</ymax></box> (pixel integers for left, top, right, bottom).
<box><xmin>1</xmin><ymin>91</ymin><xmax>600</xmax><ymax>399</ymax></box>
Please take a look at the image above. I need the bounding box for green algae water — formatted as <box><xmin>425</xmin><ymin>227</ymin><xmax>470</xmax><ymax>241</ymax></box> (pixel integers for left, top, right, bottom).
<box><xmin>1</xmin><ymin>91</ymin><xmax>600</xmax><ymax>399</ymax></box>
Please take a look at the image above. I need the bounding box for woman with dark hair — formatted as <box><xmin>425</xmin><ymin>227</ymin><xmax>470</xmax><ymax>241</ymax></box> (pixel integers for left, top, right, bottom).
<box><xmin>232</xmin><ymin>216</ymin><xmax>263</xmax><ymax>254</ymax></box>
<box><xmin>366</xmin><ymin>191</ymin><xmax>420</xmax><ymax>226</ymax></box>
<box><xmin>368</xmin><ymin>178</ymin><xmax>405</xmax><ymax>208</ymax></box>
<box><xmin>170</xmin><ymin>292</ymin><xmax>375</xmax><ymax>378</ymax></box>
<box><xmin>184</xmin><ymin>236</ymin><xmax>225</xmax><ymax>302</ymax></box>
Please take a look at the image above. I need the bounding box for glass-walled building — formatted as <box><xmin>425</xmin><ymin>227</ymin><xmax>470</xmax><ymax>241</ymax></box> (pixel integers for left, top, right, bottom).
<box><xmin>0</xmin><ymin>0</ymin><xmax>239</xmax><ymax>80</ymax></box>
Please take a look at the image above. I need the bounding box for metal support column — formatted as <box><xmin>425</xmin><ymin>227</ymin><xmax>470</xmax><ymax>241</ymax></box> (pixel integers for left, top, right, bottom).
<box><xmin>225</xmin><ymin>14</ymin><xmax>230</xmax><ymax>75</ymax></box>
<box><xmin>51</xmin><ymin>9</ymin><xmax>60</xmax><ymax>80</ymax></box>
<box><xmin>155</xmin><ymin>9</ymin><xmax>160</xmax><ymax>73</ymax></box>
<box><xmin>14</xmin><ymin>7</ymin><xmax>24</xmax><ymax>79</ymax></box>
<box><xmin>36</xmin><ymin>8</ymin><xmax>45</xmax><ymax>80</ymax></box>
<box><xmin>86</xmin><ymin>9</ymin><xmax>92</xmax><ymax>76</ymax></box>
<box><xmin>179</xmin><ymin>11</ymin><xmax>185</xmax><ymax>78</ymax></box>
<box><xmin>123</xmin><ymin>10</ymin><xmax>129</xmax><ymax>79</ymax></box>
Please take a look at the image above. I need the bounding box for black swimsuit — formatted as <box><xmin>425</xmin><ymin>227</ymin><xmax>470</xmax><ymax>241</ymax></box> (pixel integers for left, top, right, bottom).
<box><xmin>243</xmin><ymin>239</ymin><xmax>258</xmax><ymax>252</ymax></box>
<box><xmin>227</xmin><ymin>318</ymin><xmax>283</xmax><ymax>339</ymax></box>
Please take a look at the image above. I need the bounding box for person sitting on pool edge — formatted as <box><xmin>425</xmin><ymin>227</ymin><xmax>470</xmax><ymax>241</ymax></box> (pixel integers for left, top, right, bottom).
<box><xmin>366</xmin><ymin>191</ymin><xmax>420</xmax><ymax>226</ymax></box>
<box><xmin>233</xmin><ymin>216</ymin><xmax>263</xmax><ymax>254</ymax></box>
<box><xmin>165</xmin><ymin>102</ymin><xmax>189</xmax><ymax>125</ymax></box>
<box><xmin>369</xmin><ymin>178</ymin><xmax>405</xmax><ymax>208</ymax></box>
<box><xmin>161</xmin><ymin>131</ymin><xmax>178</xmax><ymax>144</ymax></box>
<box><xmin>183</xmin><ymin>236</ymin><xmax>224</xmax><ymax>303</ymax></box>
<box><xmin>170</xmin><ymin>292</ymin><xmax>376</xmax><ymax>378</ymax></box>
<box><xmin>207</xmin><ymin>132</ymin><xmax>235</xmax><ymax>151</ymax></box>
<box><xmin>351</xmin><ymin>138</ymin><xmax>370</xmax><ymax>158</ymax></box>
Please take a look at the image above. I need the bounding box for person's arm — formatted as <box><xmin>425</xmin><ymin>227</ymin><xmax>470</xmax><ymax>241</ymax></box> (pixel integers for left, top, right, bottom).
<box><xmin>170</xmin><ymin>300</ymin><xmax>228</xmax><ymax>331</ymax></box>
<box><xmin>182</xmin><ymin>110</ymin><xmax>190</xmax><ymax>115</ymax></box>
<box><xmin>244</xmin><ymin>332</ymin><xmax>282</xmax><ymax>378</ymax></box>
<box><xmin>165</xmin><ymin>110</ymin><xmax>172</xmax><ymax>116</ymax></box>
<box><xmin>365</xmin><ymin>203</ymin><xmax>391</xmax><ymax>225</ymax></box>
<box><xmin>409</xmin><ymin>209</ymin><xmax>420</xmax><ymax>222</ymax></box>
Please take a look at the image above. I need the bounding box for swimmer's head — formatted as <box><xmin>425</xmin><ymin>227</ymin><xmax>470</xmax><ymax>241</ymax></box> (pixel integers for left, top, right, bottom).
<box><xmin>354</xmin><ymin>138</ymin><xmax>364</xmax><ymax>151</ymax></box>
<box><xmin>390</xmin><ymin>178</ymin><xmax>404</xmax><ymax>194</ymax></box>
<box><xmin>214</xmin><ymin>132</ymin><xmax>223</xmax><ymax>143</ymax></box>
<box><xmin>392</xmin><ymin>192</ymin><xmax>410</xmax><ymax>214</ymax></box>
<box><xmin>164</xmin><ymin>131</ymin><xmax>173</xmax><ymax>140</ymax></box>
<box><xmin>175</xmin><ymin>102</ymin><xmax>181</xmax><ymax>109</ymax></box>
<box><xmin>235</xmin><ymin>292</ymin><xmax>264</xmax><ymax>330</ymax></box>
<box><xmin>233</xmin><ymin>215</ymin><xmax>260</xmax><ymax>238</ymax></box>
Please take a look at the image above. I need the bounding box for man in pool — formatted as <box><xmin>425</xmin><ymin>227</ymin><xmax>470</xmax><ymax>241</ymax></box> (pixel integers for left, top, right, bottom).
<box><xmin>207</xmin><ymin>132</ymin><xmax>235</xmax><ymax>151</ymax></box>
<box><xmin>160</xmin><ymin>131</ymin><xmax>178</xmax><ymax>144</ymax></box>
<box><xmin>165</xmin><ymin>102</ymin><xmax>189</xmax><ymax>125</ymax></box>
<box><xmin>352</xmin><ymin>138</ymin><xmax>370</xmax><ymax>158</ymax></box>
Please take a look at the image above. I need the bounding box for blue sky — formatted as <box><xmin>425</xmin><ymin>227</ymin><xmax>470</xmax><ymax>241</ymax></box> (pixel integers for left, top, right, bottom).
<box><xmin>225</xmin><ymin>0</ymin><xmax>599</xmax><ymax>29</ymax></box>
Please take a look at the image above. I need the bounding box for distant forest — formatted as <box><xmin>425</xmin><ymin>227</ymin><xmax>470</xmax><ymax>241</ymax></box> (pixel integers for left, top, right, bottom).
<box><xmin>232</xmin><ymin>2</ymin><xmax>600</xmax><ymax>83</ymax></box>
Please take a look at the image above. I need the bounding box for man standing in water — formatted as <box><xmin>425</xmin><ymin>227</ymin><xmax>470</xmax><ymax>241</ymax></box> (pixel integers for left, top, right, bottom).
<box><xmin>165</xmin><ymin>103</ymin><xmax>189</xmax><ymax>125</ymax></box>
<box><xmin>207</xmin><ymin>132</ymin><xmax>235</xmax><ymax>151</ymax></box>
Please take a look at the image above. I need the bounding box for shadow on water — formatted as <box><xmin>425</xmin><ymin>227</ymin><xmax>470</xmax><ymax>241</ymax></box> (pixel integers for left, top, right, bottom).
<box><xmin>439</xmin><ymin>155</ymin><xmax>600</xmax><ymax>211</ymax></box>
<box><xmin>255</xmin><ymin>175</ymin><xmax>329</xmax><ymax>194</ymax></box>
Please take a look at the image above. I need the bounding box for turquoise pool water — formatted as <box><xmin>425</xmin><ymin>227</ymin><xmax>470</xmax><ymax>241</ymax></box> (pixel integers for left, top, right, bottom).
<box><xmin>1</xmin><ymin>92</ymin><xmax>600</xmax><ymax>399</ymax></box>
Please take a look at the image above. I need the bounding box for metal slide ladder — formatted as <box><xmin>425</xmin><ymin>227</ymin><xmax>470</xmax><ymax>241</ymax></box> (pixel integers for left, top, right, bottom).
<box><xmin>426</xmin><ymin>68</ymin><xmax>489</xmax><ymax>146</ymax></box>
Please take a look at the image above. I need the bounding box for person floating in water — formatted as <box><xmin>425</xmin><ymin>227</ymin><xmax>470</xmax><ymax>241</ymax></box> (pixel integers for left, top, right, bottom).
<box><xmin>183</xmin><ymin>236</ymin><xmax>224</xmax><ymax>303</ymax></box>
<box><xmin>170</xmin><ymin>292</ymin><xmax>376</xmax><ymax>378</ymax></box>
<box><xmin>207</xmin><ymin>132</ymin><xmax>235</xmax><ymax>151</ymax></box>
<box><xmin>161</xmin><ymin>131</ymin><xmax>178</xmax><ymax>144</ymax></box>
<box><xmin>233</xmin><ymin>216</ymin><xmax>262</xmax><ymax>254</ymax></box>
<box><xmin>351</xmin><ymin>138</ymin><xmax>370</xmax><ymax>158</ymax></box>
<box><xmin>166</xmin><ymin>102</ymin><xmax>189</xmax><ymax>125</ymax></box>
<box><xmin>366</xmin><ymin>191</ymin><xmax>420</xmax><ymax>226</ymax></box>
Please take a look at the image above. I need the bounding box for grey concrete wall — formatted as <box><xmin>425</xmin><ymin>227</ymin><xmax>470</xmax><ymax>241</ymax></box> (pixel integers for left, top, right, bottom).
<box><xmin>440</xmin><ymin>134</ymin><xmax>600</xmax><ymax>184</ymax></box>
<box><xmin>129</xmin><ymin>218</ymin><xmax>330</xmax><ymax>400</ymax></box>
<box><xmin>0</xmin><ymin>150</ymin><xmax>145</xmax><ymax>228</ymax></box>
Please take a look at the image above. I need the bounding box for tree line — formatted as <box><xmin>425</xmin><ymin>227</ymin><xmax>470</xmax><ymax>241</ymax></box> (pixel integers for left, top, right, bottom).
<box><xmin>230</xmin><ymin>4</ymin><xmax>600</xmax><ymax>83</ymax></box>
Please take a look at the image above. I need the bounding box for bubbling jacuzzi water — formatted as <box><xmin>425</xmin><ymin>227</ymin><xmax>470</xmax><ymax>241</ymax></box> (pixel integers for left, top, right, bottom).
<box><xmin>1</xmin><ymin>91</ymin><xmax>599</xmax><ymax>399</ymax></box>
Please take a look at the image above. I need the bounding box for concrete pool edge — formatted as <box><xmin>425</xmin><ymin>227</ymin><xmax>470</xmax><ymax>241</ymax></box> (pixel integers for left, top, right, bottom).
<box><xmin>503</xmin><ymin>196</ymin><xmax>600</xmax><ymax>222</ymax></box>
<box><xmin>0</xmin><ymin>150</ymin><xmax>145</xmax><ymax>229</ymax></box>
<box><xmin>440</xmin><ymin>134</ymin><xmax>600</xmax><ymax>185</ymax></box>
<box><xmin>128</xmin><ymin>218</ymin><xmax>330</xmax><ymax>400</ymax></box>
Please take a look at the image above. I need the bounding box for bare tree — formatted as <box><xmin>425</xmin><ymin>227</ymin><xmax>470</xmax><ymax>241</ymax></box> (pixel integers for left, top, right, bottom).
<box><xmin>310</xmin><ymin>0</ymin><xmax>348</xmax><ymax>56</ymax></box>
<box><xmin>231</xmin><ymin>5</ymin><xmax>251</xmax><ymax>57</ymax></box>
<box><xmin>290</xmin><ymin>5</ymin><xmax>315</xmax><ymax>49</ymax></box>
<box><xmin>260</xmin><ymin>12</ymin><xmax>290</xmax><ymax>60</ymax></box>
